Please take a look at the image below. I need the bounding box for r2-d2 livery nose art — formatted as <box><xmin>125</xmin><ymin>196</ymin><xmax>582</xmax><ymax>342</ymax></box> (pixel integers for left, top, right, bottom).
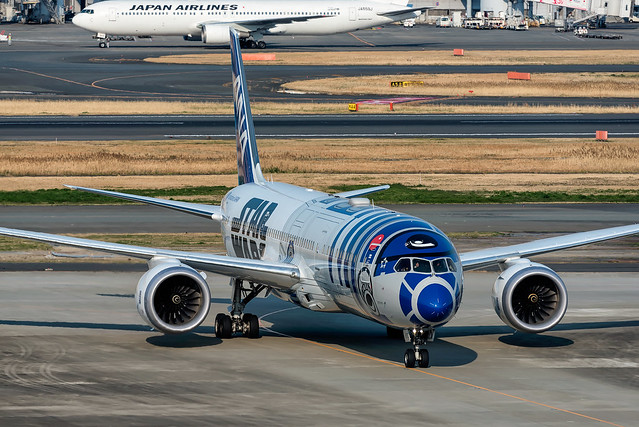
<box><xmin>361</xmin><ymin>226</ymin><xmax>462</xmax><ymax>329</ymax></box>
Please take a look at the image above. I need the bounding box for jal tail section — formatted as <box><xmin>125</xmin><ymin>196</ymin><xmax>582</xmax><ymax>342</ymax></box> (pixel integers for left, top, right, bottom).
<box><xmin>230</xmin><ymin>28</ymin><xmax>265</xmax><ymax>186</ymax></box>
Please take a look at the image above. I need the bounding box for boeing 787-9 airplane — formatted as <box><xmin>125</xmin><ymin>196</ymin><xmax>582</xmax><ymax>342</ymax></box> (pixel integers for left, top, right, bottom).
<box><xmin>2</xmin><ymin>29</ymin><xmax>639</xmax><ymax>368</ymax></box>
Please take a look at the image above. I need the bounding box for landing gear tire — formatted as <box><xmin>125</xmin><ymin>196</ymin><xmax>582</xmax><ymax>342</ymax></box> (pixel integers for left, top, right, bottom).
<box><xmin>99</xmin><ymin>41</ymin><xmax>107</xmax><ymax>48</ymax></box>
<box><xmin>257</xmin><ymin>40</ymin><xmax>266</xmax><ymax>49</ymax></box>
<box><xmin>247</xmin><ymin>40</ymin><xmax>257</xmax><ymax>49</ymax></box>
<box><xmin>404</xmin><ymin>349</ymin><xmax>416</xmax><ymax>368</ymax></box>
<box><xmin>404</xmin><ymin>327</ymin><xmax>434</xmax><ymax>368</ymax></box>
<box><xmin>215</xmin><ymin>313</ymin><xmax>232</xmax><ymax>339</ymax></box>
<box><xmin>243</xmin><ymin>313</ymin><xmax>260</xmax><ymax>338</ymax></box>
<box><xmin>418</xmin><ymin>349</ymin><xmax>429</xmax><ymax>368</ymax></box>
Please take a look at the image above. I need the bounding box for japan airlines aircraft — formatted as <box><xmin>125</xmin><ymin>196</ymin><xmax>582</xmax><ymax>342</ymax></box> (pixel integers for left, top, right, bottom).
<box><xmin>72</xmin><ymin>0</ymin><xmax>428</xmax><ymax>48</ymax></box>
<box><xmin>2</xmin><ymin>29</ymin><xmax>639</xmax><ymax>368</ymax></box>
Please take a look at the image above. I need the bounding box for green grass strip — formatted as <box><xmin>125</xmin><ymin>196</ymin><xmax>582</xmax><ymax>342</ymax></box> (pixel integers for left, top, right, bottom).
<box><xmin>1</xmin><ymin>184</ymin><xmax>639</xmax><ymax>205</ymax></box>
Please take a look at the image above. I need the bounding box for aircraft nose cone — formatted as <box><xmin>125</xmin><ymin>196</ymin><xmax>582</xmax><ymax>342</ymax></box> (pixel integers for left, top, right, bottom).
<box><xmin>416</xmin><ymin>283</ymin><xmax>454</xmax><ymax>323</ymax></box>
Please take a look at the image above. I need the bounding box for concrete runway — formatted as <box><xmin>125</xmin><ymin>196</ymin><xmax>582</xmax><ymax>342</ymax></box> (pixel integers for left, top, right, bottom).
<box><xmin>0</xmin><ymin>270</ymin><xmax>637</xmax><ymax>425</ymax></box>
<box><xmin>2</xmin><ymin>113</ymin><xmax>639</xmax><ymax>140</ymax></box>
<box><xmin>1</xmin><ymin>23</ymin><xmax>639</xmax><ymax>105</ymax></box>
<box><xmin>3</xmin><ymin>203</ymin><xmax>639</xmax><ymax>234</ymax></box>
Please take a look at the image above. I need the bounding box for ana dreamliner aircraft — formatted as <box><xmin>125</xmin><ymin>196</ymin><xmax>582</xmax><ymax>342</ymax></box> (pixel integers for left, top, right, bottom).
<box><xmin>72</xmin><ymin>0</ymin><xmax>428</xmax><ymax>48</ymax></box>
<box><xmin>2</xmin><ymin>29</ymin><xmax>639</xmax><ymax>368</ymax></box>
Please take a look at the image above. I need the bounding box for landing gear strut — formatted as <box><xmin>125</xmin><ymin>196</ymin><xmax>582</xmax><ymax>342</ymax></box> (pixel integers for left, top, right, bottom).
<box><xmin>214</xmin><ymin>278</ymin><xmax>265</xmax><ymax>339</ymax></box>
<box><xmin>403</xmin><ymin>327</ymin><xmax>434</xmax><ymax>368</ymax></box>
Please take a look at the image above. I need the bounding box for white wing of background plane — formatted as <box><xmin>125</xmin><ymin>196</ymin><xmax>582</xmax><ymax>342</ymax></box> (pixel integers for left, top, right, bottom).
<box><xmin>228</xmin><ymin>14</ymin><xmax>331</xmax><ymax>33</ymax></box>
<box><xmin>0</xmin><ymin>227</ymin><xmax>300</xmax><ymax>289</ymax></box>
<box><xmin>66</xmin><ymin>185</ymin><xmax>223</xmax><ymax>221</ymax></box>
<box><xmin>460</xmin><ymin>224</ymin><xmax>639</xmax><ymax>270</ymax></box>
<box><xmin>377</xmin><ymin>6</ymin><xmax>432</xmax><ymax>17</ymax></box>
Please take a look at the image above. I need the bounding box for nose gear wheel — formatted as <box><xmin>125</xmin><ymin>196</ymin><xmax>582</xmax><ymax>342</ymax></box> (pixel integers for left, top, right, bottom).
<box><xmin>403</xmin><ymin>327</ymin><xmax>434</xmax><ymax>368</ymax></box>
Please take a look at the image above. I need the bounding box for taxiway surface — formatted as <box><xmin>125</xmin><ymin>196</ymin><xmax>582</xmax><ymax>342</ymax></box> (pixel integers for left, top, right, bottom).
<box><xmin>2</xmin><ymin>113</ymin><xmax>639</xmax><ymax>140</ymax></box>
<box><xmin>0</xmin><ymin>270</ymin><xmax>637</xmax><ymax>425</ymax></box>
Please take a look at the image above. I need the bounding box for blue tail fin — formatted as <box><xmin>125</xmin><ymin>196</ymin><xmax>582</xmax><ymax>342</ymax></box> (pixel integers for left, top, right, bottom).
<box><xmin>230</xmin><ymin>28</ymin><xmax>265</xmax><ymax>186</ymax></box>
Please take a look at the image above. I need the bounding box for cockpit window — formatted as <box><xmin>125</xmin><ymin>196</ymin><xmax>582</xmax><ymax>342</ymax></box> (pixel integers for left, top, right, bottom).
<box><xmin>394</xmin><ymin>258</ymin><xmax>411</xmax><ymax>272</ymax></box>
<box><xmin>412</xmin><ymin>259</ymin><xmax>431</xmax><ymax>273</ymax></box>
<box><xmin>432</xmin><ymin>258</ymin><xmax>448</xmax><ymax>273</ymax></box>
<box><xmin>393</xmin><ymin>256</ymin><xmax>456</xmax><ymax>274</ymax></box>
<box><xmin>81</xmin><ymin>9</ymin><xmax>94</xmax><ymax>14</ymax></box>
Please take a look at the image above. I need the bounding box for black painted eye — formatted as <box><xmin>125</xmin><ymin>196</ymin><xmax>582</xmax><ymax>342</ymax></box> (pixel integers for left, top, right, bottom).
<box><xmin>405</xmin><ymin>234</ymin><xmax>437</xmax><ymax>250</ymax></box>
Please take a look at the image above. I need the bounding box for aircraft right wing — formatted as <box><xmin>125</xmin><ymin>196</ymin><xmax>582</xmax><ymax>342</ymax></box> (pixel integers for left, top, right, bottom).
<box><xmin>0</xmin><ymin>226</ymin><xmax>300</xmax><ymax>289</ymax></box>
<box><xmin>66</xmin><ymin>185</ymin><xmax>223</xmax><ymax>221</ymax></box>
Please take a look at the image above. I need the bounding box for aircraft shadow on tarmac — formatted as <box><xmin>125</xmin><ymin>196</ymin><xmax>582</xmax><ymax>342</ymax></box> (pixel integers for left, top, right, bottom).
<box><xmin>146</xmin><ymin>332</ymin><xmax>221</xmax><ymax>348</ymax></box>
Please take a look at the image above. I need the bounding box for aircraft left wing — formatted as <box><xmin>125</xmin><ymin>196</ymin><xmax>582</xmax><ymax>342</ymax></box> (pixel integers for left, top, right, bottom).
<box><xmin>460</xmin><ymin>224</ymin><xmax>639</xmax><ymax>270</ymax></box>
<box><xmin>207</xmin><ymin>14</ymin><xmax>330</xmax><ymax>33</ymax></box>
<box><xmin>378</xmin><ymin>6</ymin><xmax>432</xmax><ymax>17</ymax></box>
<box><xmin>0</xmin><ymin>227</ymin><xmax>300</xmax><ymax>289</ymax></box>
<box><xmin>66</xmin><ymin>185</ymin><xmax>223</xmax><ymax>221</ymax></box>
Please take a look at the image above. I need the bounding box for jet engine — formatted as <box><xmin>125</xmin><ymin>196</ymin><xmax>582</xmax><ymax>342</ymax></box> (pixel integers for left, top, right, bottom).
<box><xmin>136</xmin><ymin>260</ymin><xmax>211</xmax><ymax>334</ymax></box>
<box><xmin>491</xmin><ymin>260</ymin><xmax>567</xmax><ymax>333</ymax></box>
<box><xmin>202</xmin><ymin>24</ymin><xmax>232</xmax><ymax>44</ymax></box>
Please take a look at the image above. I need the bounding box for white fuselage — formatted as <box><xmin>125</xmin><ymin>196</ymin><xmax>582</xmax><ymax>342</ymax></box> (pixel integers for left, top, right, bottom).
<box><xmin>219</xmin><ymin>181</ymin><xmax>463</xmax><ymax>329</ymax></box>
<box><xmin>72</xmin><ymin>0</ymin><xmax>416</xmax><ymax>38</ymax></box>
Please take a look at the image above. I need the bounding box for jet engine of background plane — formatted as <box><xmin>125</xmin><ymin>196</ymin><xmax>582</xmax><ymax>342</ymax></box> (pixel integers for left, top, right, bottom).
<box><xmin>202</xmin><ymin>24</ymin><xmax>233</xmax><ymax>44</ymax></box>
<box><xmin>136</xmin><ymin>259</ymin><xmax>211</xmax><ymax>333</ymax></box>
<box><xmin>492</xmin><ymin>259</ymin><xmax>568</xmax><ymax>333</ymax></box>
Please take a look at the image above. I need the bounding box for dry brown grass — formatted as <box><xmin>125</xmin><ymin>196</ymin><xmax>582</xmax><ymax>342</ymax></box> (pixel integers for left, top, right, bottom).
<box><xmin>283</xmin><ymin>72</ymin><xmax>639</xmax><ymax>98</ymax></box>
<box><xmin>3</xmin><ymin>99</ymin><xmax>639</xmax><ymax>116</ymax></box>
<box><xmin>145</xmin><ymin>50</ymin><xmax>639</xmax><ymax>66</ymax></box>
<box><xmin>3</xmin><ymin>138</ymin><xmax>639</xmax><ymax>194</ymax></box>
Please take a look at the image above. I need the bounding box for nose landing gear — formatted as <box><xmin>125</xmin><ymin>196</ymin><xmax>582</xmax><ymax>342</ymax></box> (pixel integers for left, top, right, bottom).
<box><xmin>403</xmin><ymin>327</ymin><xmax>435</xmax><ymax>368</ymax></box>
<box><xmin>214</xmin><ymin>278</ymin><xmax>265</xmax><ymax>339</ymax></box>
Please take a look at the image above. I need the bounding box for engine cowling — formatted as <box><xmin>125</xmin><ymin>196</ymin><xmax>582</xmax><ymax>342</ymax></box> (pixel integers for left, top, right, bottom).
<box><xmin>492</xmin><ymin>260</ymin><xmax>567</xmax><ymax>333</ymax></box>
<box><xmin>136</xmin><ymin>260</ymin><xmax>211</xmax><ymax>334</ymax></box>
<box><xmin>201</xmin><ymin>24</ymin><xmax>231</xmax><ymax>44</ymax></box>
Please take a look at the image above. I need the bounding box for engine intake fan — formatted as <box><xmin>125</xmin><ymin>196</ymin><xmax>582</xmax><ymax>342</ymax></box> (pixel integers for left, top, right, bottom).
<box><xmin>137</xmin><ymin>260</ymin><xmax>211</xmax><ymax>334</ymax></box>
<box><xmin>492</xmin><ymin>260</ymin><xmax>568</xmax><ymax>333</ymax></box>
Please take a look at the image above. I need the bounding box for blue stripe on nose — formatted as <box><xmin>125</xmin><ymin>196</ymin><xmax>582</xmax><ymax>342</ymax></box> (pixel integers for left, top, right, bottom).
<box><xmin>417</xmin><ymin>283</ymin><xmax>454</xmax><ymax>323</ymax></box>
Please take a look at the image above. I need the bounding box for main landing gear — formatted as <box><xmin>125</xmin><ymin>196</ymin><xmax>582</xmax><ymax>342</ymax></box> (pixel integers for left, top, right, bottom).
<box><xmin>239</xmin><ymin>38</ymin><xmax>267</xmax><ymax>49</ymax></box>
<box><xmin>214</xmin><ymin>278</ymin><xmax>266</xmax><ymax>339</ymax></box>
<box><xmin>403</xmin><ymin>327</ymin><xmax>435</xmax><ymax>368</ymax></box>
<box><xmin>98</xmin><ymin>38</ymin><xmax>110</xmax><ymax>48</ymax></box>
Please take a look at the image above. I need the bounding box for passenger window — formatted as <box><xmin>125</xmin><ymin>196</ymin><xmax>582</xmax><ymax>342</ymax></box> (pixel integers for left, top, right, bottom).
<box><xmin>432</xmin><ymin>258</ymin><xmax>448</xmax><ymax>273</ymax></box>
<box><xmin>412</xmin><ymin>259</ymin><xmax>431</xmax><ymax>273</ymax></box>
<box><xmin>394</xmin><ymin>258</ymin><xmax>411</xmax><ymax>273</ymax></box>
<box><xmin>446</xmin><ymin>258</ymin><xmax>457</xmax><ymax>272</ymax></box>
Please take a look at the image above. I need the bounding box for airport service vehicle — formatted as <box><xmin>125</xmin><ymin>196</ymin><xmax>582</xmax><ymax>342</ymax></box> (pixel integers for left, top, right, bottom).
<box><xmin>436</xmin><ymin>16</ymin><xmax>451</xmax><ymax>27</ymax></box>
<box><xmin>2</xmin><ymin>29</ymin><xmax>639</xmax><ymax>368</ymax></box>
<box><xmin>72</xmin><ymin>0</ymin><xmax>429</xmax><ymax>48</ymax></box>
<box><xmin>402</xmin><ymin>18</ymin><xmax>414</xmax><ymax>28</ymax></box>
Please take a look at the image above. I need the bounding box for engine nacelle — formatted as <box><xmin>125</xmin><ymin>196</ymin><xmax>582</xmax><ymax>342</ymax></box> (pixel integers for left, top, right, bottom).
<box><xmin>136</xmin><ymin>260</ymin><xmax>211</xmax><ymax>334</ymax></box>
<box><xmin>201</xmin><ymin>24</ymin><xmax>231</xmax><ymax>44</ymax></box>
<box><xmin>492</xmin><ymin>260</ymin><xmax>567</xmax><ymax>333</ymax></box>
